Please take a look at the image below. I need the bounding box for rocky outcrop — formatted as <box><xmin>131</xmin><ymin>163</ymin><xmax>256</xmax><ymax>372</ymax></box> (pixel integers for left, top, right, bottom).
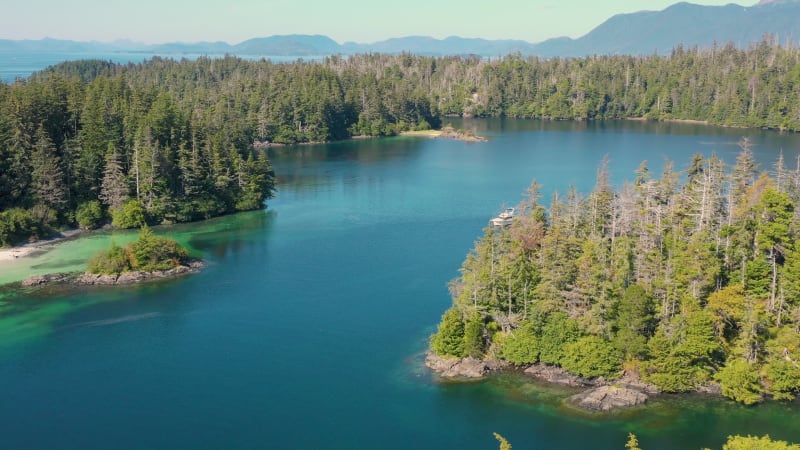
<box><xmin>20</xmin><ymin>260</ymin><xmax>205</xmax><ymax>287</ymax></box>
<box><xmin>521</xmin><ymin>366</ymin><xmax>662</xmax><ymax>411</ymax></box>
<box><xmin>423</xmin><ymin>353</ymin><xmax>703</xmax><ymax>412</ymax></box>
<box><xmin>20</xmin><ymin>273</ymin><xmax>72</xmax><ymax>287</ymax></box>
<box><xmin>438</xmin><ymin>127</ymin><xmax>488</xmax><ymax>142</ymax></box>
<box><xmin>568</xmin><ymin>385</ymin><xmax>649</xmax><ymax>412</ymax></box>
<box><xmin>425</xmin><ymin>352</ymin><xmax>509</xmax><ymax>379</ymax></box>
<box><xmin>696</xmin><ymin>382</ymin><xmax>723</xmax><ymax>396</ymax></box>
<box><xmin>523</xmin><ymin>364</ymin><xmax>592</xmax><ymax>387</ymax></box>
<box><xmin>76</xmin><ymin>260</ymin><xmax>205</xmax><ymax>285</ymax></box>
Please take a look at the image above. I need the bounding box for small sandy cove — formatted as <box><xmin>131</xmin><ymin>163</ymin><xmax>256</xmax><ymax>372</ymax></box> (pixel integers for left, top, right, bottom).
<box><xmin>0</xmin><ymin>230</ymin><xmax>84</xmax><ymax>261</ymax></box>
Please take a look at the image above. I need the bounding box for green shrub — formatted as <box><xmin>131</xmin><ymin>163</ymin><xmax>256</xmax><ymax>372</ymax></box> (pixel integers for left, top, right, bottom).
<box><xmin>111</xmin><ymin>200</ymin><xmax>146</xmax><ymax>229</ymax></box>
<box><xmin>0</xmin><ymin>208</ymin><xmax>45</xmax><ymax>246</ymax></box>
<box><xmin>86</xmin><ymin>226</ymin><xmax>189</xmax><ymax>275</ymax></box>
<box><xmin>87</xmin><ymin>241</ymin><xmax>131</xmax><ymax>274</ymax></box>
<box><xmin>430</xmin><ymin>307</ymin><xmax>465</xmax><ymax>358</ymax></box>
<box><xmin>539</xmin><ymin>313</ymin><xmax>581</xmax><ymax>365</ymax></box>
<box><xmin>127</xmin><ymin>226</ymin><xmax>188</xmax><ymax>271</ymax></box>
<box><xmin>764</xmin><ymin>360</ymin><xmax>800</xmax><ymax>401</ymax></box>
<box><xmin>500</xmin><ymin>325</ymin><xmax>540</xmax><ymax>365</ymax></box>
<box><xmin>722</xmin><ymin>435</ymin><xmax>800</xmax><ymax>450</ymax></box>
<box><xmin>716</xmin><ymin>358</ymin><xmax>764</xmax><ymax>405</ymax></box>
<box><xmin>561</xmin><ymin>336</ymin><xmax>622</xmax><ymax>379</ymax></box>
<box><xmin>76</xmin><ymin>200</ymin><xmax>104</xmax><ymax>229</ymax></box>
<box><xmin>463</xmin><ymin>313</ymin><xmax>485</xmax><ymax>357</ymax></box>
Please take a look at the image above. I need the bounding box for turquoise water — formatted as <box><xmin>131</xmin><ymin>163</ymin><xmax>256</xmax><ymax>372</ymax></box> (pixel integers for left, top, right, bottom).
<box><xmin>0</xmin><ymin>119</ymin><xmax>799</xmax><ymax>449</ymax></box>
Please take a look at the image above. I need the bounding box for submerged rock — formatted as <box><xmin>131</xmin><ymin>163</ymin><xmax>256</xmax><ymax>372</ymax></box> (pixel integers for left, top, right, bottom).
<box><xmin>568</xmin><ymin>385</ymin><xmax>649</xmax><ymax>412</ymax></box>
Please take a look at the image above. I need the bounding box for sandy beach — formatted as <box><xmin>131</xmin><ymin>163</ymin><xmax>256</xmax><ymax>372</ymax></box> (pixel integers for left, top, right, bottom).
<box><xmin>0</xmin><ymin>230</ymin><xmax>84</xmax><ymax>261</ymax></box>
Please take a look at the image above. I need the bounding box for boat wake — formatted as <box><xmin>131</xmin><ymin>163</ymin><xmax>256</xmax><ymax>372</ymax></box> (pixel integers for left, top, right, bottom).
<box><xmin>77</xmin><ymin>312</ymin><xmax>162</xmax><ymax>328</ymax></box>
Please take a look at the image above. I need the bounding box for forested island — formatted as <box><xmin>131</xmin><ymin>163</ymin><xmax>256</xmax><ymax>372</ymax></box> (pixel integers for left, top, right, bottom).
<box><xmin>20</xmin><ymin>226</ymin><xmax>202</xmax><ymax>287</ymax></box>
<box><xmin>4</xmin><ymin>40</ymin><xmax>800</xmax><ymax>245</ymax></box>
<box><xmin>429</xmin><ymin>144</ymin><xmax>800</xmax><ymax>408</ymax></box>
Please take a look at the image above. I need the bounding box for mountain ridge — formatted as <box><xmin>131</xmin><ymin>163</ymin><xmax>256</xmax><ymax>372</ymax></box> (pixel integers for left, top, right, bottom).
<box><xmin>2</xmin><ymin>1</ymin><xmax>799</xmax><ymax>58</ymax></box>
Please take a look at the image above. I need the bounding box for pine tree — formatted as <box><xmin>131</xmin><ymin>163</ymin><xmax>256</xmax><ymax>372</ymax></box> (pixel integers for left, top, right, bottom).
<box><xmin>99</xmin><ymin>144</ymin><xmax>129</xmax><ymax>211</ymax></box>
<box><xmin>30</xmin><ymin>126</ymin><xmax>67</xmax><ymax>215</ymax></box>
<box><xmin>430</xmin><ymin>308</ymin><xmax>465</xmax><ymax>358</ymax></box>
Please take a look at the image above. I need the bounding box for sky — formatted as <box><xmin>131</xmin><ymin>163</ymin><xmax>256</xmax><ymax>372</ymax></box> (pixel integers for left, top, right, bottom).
<box><xmin>1</xmin><ymin>0</ymin><xmax>757</xmax><ymax>44</ymax></box>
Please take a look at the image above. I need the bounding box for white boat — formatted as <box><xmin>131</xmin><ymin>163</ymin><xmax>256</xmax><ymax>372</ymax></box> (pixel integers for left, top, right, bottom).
<box><xmin>490</xmin><ymin>208</ymin><xmax>515</xmax><ymax>227</ymax></box>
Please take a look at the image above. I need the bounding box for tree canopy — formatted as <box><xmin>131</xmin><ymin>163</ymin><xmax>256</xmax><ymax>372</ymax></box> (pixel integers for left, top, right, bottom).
<box><xmin>5</xmin><ymin>41</ymin><xmax>800</xmax><ymax>244</ymax></box>
<box><xmin>432</xmin><ymin>147</ymin><xmax>800</xmax><ymax>404</ymax></box>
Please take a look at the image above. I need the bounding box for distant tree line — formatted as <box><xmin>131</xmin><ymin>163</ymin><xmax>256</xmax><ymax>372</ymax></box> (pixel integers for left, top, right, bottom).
<box><xmin>4</xmin><ymin>38</ymin><xmax>800</xmax><ymax>244</ymax></box>
<box><xmin>432</xmin><ymin>144</ymin><xmax>800</xmax><ymax>405</ymax></box>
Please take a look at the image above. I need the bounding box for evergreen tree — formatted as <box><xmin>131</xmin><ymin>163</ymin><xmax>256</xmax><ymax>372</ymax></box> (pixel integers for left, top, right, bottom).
<box><xmin>99</xmin><ymin>144</ymin><xmax>129</xmax><ymax>211</ymax></box>
<box><xmin>30</xmin><ymin>126</ymin><xmax>67</xmax><ymax>220</ymax></box>
<box><xmin>430</xmin><ymin>308</ymin><xmax>465</xmax><ymax>358</ymax></box>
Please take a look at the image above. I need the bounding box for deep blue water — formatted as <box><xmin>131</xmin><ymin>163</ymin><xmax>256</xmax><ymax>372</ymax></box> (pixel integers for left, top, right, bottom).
<box><xmin>1</xmin><ymin>119</ymin><xmax>799</xmax><ymax>449</ymax></box>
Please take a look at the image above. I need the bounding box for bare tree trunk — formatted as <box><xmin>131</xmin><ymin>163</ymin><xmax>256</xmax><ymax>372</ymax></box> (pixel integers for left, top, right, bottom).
<box><xmin>523</xmin><ymin>280</ymin><xmax>529</xmax><ymax>320</ymax></box>
<box><xmin>508</xmin><ymin>270</ymin><xmax>513</xmax><ymax>316</ymax></box>
<box><xmin>770</xmin><ymin>248</ymin><xmax>778</xmax><ymax>312</ymax></box>
<box><xmin>134</xmin><ymin>145</ymin><xmax>141</xmax><ymax>200</ymax></box>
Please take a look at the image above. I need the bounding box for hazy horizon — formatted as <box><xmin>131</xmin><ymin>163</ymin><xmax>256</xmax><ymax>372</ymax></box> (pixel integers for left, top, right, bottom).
<box><xmin>1</xmin><ymin>0</ymin><xmax>753</xmax><ymax>46</ymax></box>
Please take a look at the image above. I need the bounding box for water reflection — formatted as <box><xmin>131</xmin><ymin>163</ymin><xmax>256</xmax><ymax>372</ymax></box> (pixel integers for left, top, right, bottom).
<box><xmin>452</xmin><ymin>116</ymin><xmax>800</xmax><ymax>141</ymax></box>
<box><xmin>187</xmin><ymin>209</ymin><xmax>275</xmax><ymax>260</ymax></box>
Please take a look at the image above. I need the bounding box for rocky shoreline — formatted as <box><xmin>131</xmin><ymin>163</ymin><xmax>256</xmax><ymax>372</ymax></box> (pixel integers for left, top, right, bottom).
<box><xmin>20</xmin><ymin>260</ymin><xmax>205</xmax><ymax>287</ymax></box>
<box><xmin>437</xmin><ymin>127</ymin><xmax>488</xmax><ymax>142</ymax></box>
<box><xmin>424</xmin><ymin>351</ymin><xmax>718</xmax><ymax>412</ymax></box>
<box><xmin>400</xmin><ymin>126</ymin><xmax>488</xmax><ymax>142</ymax></box>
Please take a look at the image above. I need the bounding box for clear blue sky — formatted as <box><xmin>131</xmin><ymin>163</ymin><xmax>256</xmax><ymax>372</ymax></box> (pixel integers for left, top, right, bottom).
<box><xmin>1</xmin><ymin>0</ymin><xmax>755</xmax><ymax>44</ymax></box>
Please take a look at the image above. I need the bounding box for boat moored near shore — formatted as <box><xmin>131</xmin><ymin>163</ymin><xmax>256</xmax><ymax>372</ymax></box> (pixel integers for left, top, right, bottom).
<box><xmin>489</xmin><ymin>207</ymin><xmax>515</xmax><ymax>227</ymax></box>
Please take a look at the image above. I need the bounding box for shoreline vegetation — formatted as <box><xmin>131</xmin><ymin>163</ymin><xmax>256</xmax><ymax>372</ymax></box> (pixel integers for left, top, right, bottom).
<box><xmin>5</xmin><ymin>42</ymin><xmax>800</xmax><ymax>247</ymax></box>
<box><xmin>494</xmin><ymin>432</ymin><xmax>800</xmax><ymax>450</ymax></box>
<box><xmin>16</xmin><ymin>226</ymin><xmax>203</xmax><ymax>288</ymax></box>
<box><xmin>428</xmin><ymin>143</ymin><xmax>800</xmax><ymax>411</ymax></box>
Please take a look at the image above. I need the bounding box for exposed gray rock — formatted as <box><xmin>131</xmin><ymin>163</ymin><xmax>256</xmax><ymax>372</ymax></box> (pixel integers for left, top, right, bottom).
<box><xmin>615</xmin><ymin>373</ymin><xmax>661</xmax><ymax>395</ymax></box>
<box><xmin>425</xmin><ymin>352</ymin><xmax>491</xmax><ymax>379</ymax></box>
<box><xmin>569</xmin><ymin>385</ymin><xmax>649</xmax><ymax>412</ymax></box>
<box><xmin>524</xmin><ymin>363</ymin><xmax>591</xmax><ymax>387</ymax></box>
<box><xmin>696</xmin><ymin>382</ymin><xmax>723</xmax><ymax>396</ymax></box>
<box><xmin>115</xmin><ymin>271</ymin><xmax>147</xmax><ymax>284</ymax></box>
<box><xmin>485</xmin><ymin>358</ymin><xmax>511</xmax><ymax>372</ymax></box>
<box><xmin>21</xmin><ymin>273</ymin><xmax>71</xmax><ymax>287</ymax></box>
<box><xmin>76</xmin><ymin>273</ymin><xmax>119</xmax><ymax>285</ymax></box>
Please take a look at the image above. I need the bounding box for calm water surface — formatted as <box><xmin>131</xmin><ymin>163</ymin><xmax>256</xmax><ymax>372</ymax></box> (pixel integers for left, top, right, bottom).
<box><xmin>1</xmin><ymin>119</ymin><xmax>799</xmax><ymax>449</ymax></box>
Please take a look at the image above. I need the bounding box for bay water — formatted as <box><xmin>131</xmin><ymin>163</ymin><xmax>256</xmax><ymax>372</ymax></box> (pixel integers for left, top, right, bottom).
<box><xmin>1</xmin><ymin>119</ymin><xmax>799</xmax><ymax>449</ymax></box>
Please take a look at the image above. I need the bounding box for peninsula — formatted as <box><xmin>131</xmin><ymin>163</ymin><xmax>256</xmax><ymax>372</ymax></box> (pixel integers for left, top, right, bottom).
<box><xmin>428</xmin><ymin>147</ymin><xmax>800</xmax><ymax>410</ymax></box>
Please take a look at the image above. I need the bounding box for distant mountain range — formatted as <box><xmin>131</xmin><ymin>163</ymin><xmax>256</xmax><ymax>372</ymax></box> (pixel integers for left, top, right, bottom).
<box><xmin>2</xmin><ymin>1</ymin><xmax>799</xmax><ymax>58</ymax></box>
